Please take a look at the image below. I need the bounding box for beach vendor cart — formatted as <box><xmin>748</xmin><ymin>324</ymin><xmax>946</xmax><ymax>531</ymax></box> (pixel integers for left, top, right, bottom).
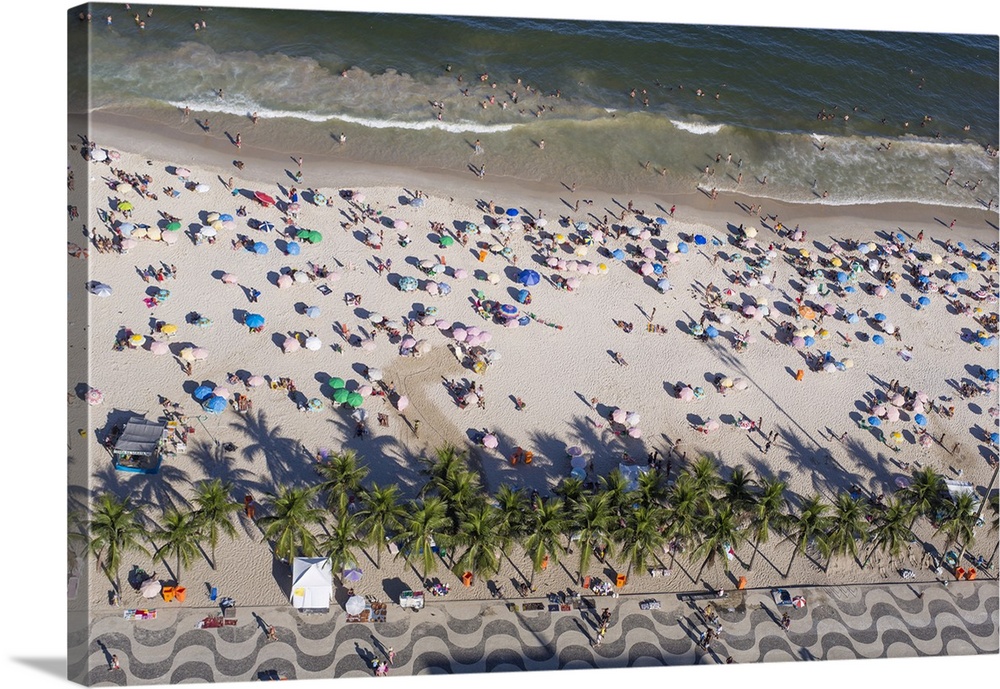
<box><xmin>399</xmin><ymin>589</ymin><xmax>425</xmax><ymax>611</ymax></box>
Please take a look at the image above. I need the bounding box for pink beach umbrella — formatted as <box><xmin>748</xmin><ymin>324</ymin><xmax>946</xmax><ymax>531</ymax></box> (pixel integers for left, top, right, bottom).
<box><xmin>327</xmin><ymin>271</ymin><xmax>342</xmax><ymax>281</ymax></box>
<box><xmin>743</xmin><ymin>305</ymin><xmax>757</xmax><ymax>317</ymax></box>
<box><xmin>213</xmin><ymin>387</ymin><xmax>230</xmax><ymax>399</ymax></box>
<box><xmin>639</xmin><ymin>229</ymin><xmax>652</xmax><ymax>241</ymax></box>
<box><xmin>911</xmin><ymin>402</ymin><xmax>924</xmax><ymax>415</ymax></box>
<box><xmin>791</xmin><ymin>336</ymin><xmax>806</xmax><ymax>348</ymax></box>
<box><xmin>611</xmin><ymin>408</ymin><xmax>626</xmax><ymax>424</ymax></box>
<box><xmin>396</xmin><ymin>395</ymin><xmax>409</xmax><ymax>411</ymax></box>
<box><xmin>221</xmin><ymin>273</ymin><xmax>238</xmax><ymax>284</ymax></box>
<box><xmin>466</xmin><ymin>326</ymin><xmax>482</xmax><ymax>338</ymax></box>
<box><xmin>420</xmin><ymin>315</ymin><xmax>437</xmax><ymax>326</ymax></box>
<box><xmin>393</xmin><ymin>219</ymin><xmax>408</xmax><ymax>230</ymax></box>
<box><xmin>668</xmin><ymin>253</ymin><xmax>681</xmax><ymax>264</ymax></box>
<box><xmin>627</xmin><ymin>426</ymin><xmax>642</xmax><ymax>438</ymax></box>
<box><xmin>915</xmin><ymin>391</ymin><xmax>929</xmax><ymax>403</ymax></box>
<box><xmin>885</xmin><ymin>406</ymin><xmax>900</xmax><ymax>422</ymax></box>
<box><xmin>546</xmin><ymin>257</ymin><xmax>559</xmax><ymax>267</ymax></box>
<box><xmin>479</xmin><ymin>331</ymin><xmax>492</xmax><ymax>343</ymax></box>
<box><xmin>120</xmin><ymin>238</ymin><xmax>137</xmax><ymax>251</ymax></box>
<box><xmin>149</xmin><ymin>341</ymin><xmax>170</xmax><ymax>356</ymax></box>
<box><xmin>919</xmin><ymin>433</ymin><xmax>933</xmax><ymax>448</ymax></box>
<box><xmin>704</xmin><ymin>418</ymin><xmax>720</xmax><ymax>431</ymax></box>
<box><xmin>823</xmin><ymin>303</ymin><xmax>837</xmax><ymax>316</ymax></box>
<box><xmin>357</xmin><ymin>384</ymin><xmax>373</xmax><ymax>397</ymax></box>
<box><xmin>732</xmin><ymin>378</ymin><xmax>749</xmax><ymax>391</ymax></box>
<box><xmin>360</xmin><ymin>338</ymin><xmax>377</xmax><ymax>351</ymax></box>
<box><xmin>352</xmin><ymin>192</ymin><xmax>365</xmax><ymax>203</ymax></box>
<box><xmin>452</xmin><ymin>328</ymin><xmax>467</xmax><ymax>342</ymax></box>
<box><xmin>425</xmin><ymin>281</ymin><xmax>439</xmax><ymax>295</ymax></box>
<box><xmin>872</xmin><ymin>404</ymin><xmax>887</xmax><ymax>417</ymax></box>
<box><xmin>247</xmin><ymin>375</ymin><xmax>266</xmax><ymax>387</ymax></box>
<box><xmin>482</xmin><ymin>434</ymin><xmax>499</xmax><ymax>449</ymax></box>
<box><xmin>162</xmin><ymin>230</ymin><xmax>179</xmax><ymax>245</ymax></box>
<box><xmin>277</xmin><ymin>274</ymin><xmax>293</xmax><ymax>289</ymax></box>
<box><xmin>642</xmin><ymin>247</ymin><xmax>656</xmax><ymax>259</ymax></box>
<box><xmin>85</xmin><ymin>388</ymin><xmax>104</xmax><ymax>406</ymax></box>
<box><xmin>678</xmin><ymin>387</ymin><xmax>695</xmax><ymax>401</ymax></box>
<box><xmin>566</xmin><ymin>277</ymin><xmax>581</xmax><ymax>290</ymax></box>
<box><xmin>874</xmin><ymin>285</ymin><xmax>888</xmax><ymax>298</ymax></box>
<box><xmin>451</xmin><ymin>267</ymin><xmax>468</xmax><ymax>279</ymax></box>
<box><xmin>436</xmin><ymin>319</ymin><xmax>452</xmax><ymax>330</ymax></box>
<box><xmin>400</xmin><ymin>336</ymin><xmax>416</xmax><ymax>349</ymax></box>
<box><xmin>639</xmin><ymin>262</ymin><xmax>654</xmax><ymax>276</ymax></box>
<box><xmin>282</xmin><ymin>336</ymin><xmax>301</xmax><ymax>353</ymax></box>
<box><xmin>890</xmin><ymin>393</ymin><xmax>905</xmax><ymax>407</ymax></box>
<box><xmin>503</xmin><ymin>318</ymin><xmax>518</xmax><ymax>328</ymax></box>
<box><xmin>191</xmin><ymin>347</ymin><xmax>209</xmax><ymax>360</ymax></box>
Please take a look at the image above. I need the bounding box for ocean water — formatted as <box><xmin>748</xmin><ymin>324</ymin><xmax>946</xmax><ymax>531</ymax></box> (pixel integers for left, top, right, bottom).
<box><xmin>69</xmin><ymin>4</ymin><xmax>999</xmax><ymax>207</ymax></box>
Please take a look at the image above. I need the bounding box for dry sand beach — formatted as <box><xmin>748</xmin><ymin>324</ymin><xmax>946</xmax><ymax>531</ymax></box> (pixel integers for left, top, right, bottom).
<box><xmin>68</xmin><ymin>103</ymin><xmax>1000</xmax><ymax>621</ymax></box>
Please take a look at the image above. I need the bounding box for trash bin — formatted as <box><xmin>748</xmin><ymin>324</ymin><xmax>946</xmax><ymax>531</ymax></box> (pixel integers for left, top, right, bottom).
<box><xmin>955</xmin><ymin>566</ymin><xmax>965</xmax><ymax>580</ymax></box>
<box><xmin>737</xmin><ymin>576</ymin><xmax>747</xmax><ymax>590</ymax></box>
<box><xmin>175</xmin><ymin>586</ymin><xmax>187</xmax><ymax>602</ymax></box>
<box><xmin>616</xmin><ymin>573</ymin><xmax>627</xmax><ymax>588</ymax></box>
<box><xmin>462</xmin><ymin>571</ymin><xmax>473</xmax><ymax>587</ymax></box>
<box><xmin>162</xmin><ymin>586</ymin><xmax>175</xmax><ymax>602</ymax></box>
<box><xmin>795</xmin><ymin>369</ymin><xmax>804</xmax><ymax>381</ymax></box>
<box><xmin>966</xmin><ymin>567</ymin><xmax>977</xmax><ymax>580</ymax></box>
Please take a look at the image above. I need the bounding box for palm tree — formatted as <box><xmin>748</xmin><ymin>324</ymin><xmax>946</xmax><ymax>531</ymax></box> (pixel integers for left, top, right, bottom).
<box><xmin>636</xmin><ymin>469</ymin><xmax>668</xmax><ymax>509</ymax></box>
<box><xmin>571</xmin><ymin>491</ymin><xmax>615</xmax><ymax>580</ymax></box>
<box><xmin>692</xmin><ymin>504</ymin><xmax>745</xmax><ymax>580</ymax></box>
<box><xmin>436</xmin><ymin>468</ymin><xmax>485</xmax><ymax>532</ymax></box>
<box><xmin>903</xmin><ymin>466</ymin><xmax>943</xmax><ymax>528</ymax></box>
<box><xmin>399</xmin><ymin>497</ymin><xmax>449</xmax><ymax>581</ymax></box>
<box><xmin>864</xmin><ymin>496</ymin><xmax>914</xmax><ymax>568</ymax></box>
<box><xmin>825</xmin><ymin>494</ymin><xmax>869</xmax><ymax>571</ymax></box>
<box><xmin>600</xmin><ymin>468</ymin><xmax>636</xmax><ymax>520</ymax></box>
<box><xmin>523</xmin><ymin>498</ymin><xmax>566</xmax><ymax>589</ymax></box>
<box><xmin>494</xmin><ymin>484</ymin><xmax>529</xmax><ymax>572</ymax></box>
<box><xmin>155</xmin><ymin>508</ymin><xmax>202</xmax><ymax>583</ymax></box>
<box><xmin>191</xmin><ymin>479</ymin><xmax>242</xmax><ymax>569</ymax></box>
<box><xmin>935</xmin><ymin>493</ymin><xmax>978</xmax><ymax>555</ymax></box>
<box><xmin>747</xmin><ymin>477</ymin><xmax>787</xmax><ymax>571</ymax></box>
<box><xmin>454</xmin><ymin>503</ymin><xmax>503</xmax><ymax>580</ymax></box>
<box><xmin>321</xmin><ymin>497</ymin><xmax>365</xmax><ymax>581</ymax></box>
<box><xmin>723</xmin><ymin>466</ymin><xmax>756</xmax><ymax>516</ymax></box>
<box><xmin>552</xmin><ymin>476</ymin><xmax>587</xmax><ymax>506</ymax></box>
<box><xmin>613</xmin><ymin>504</ymin><xmax>666</xmax><ymax>582</ymax></box>
<box><xmin>785</xmin><ymin>494</ymin><xmax>832</xmax><ymax>577</ymax></box>
<box><xmin>315</xmin><ymin>449</ymin><xmax>369</xmax><ymax>508</ymax></box>
<box><xmin>687</xmin><ymin>456</ymin><xmax>721</xmax><ymax>512</ymax></box>
<box><xmin>421</xmin><ymin>445</ymin><xmax>465</xmax><ymax>493</ymax></box>
<box><xmin>664</xmin><ymin>473</ymin><xmax>701</xmax><ymax>568</ymax></box>
<box><xmin>257</xmin><ymin>486</ymin><xmax>326</xmax><ymax>563</ymax></box>
<box><xmin>87</xmin><ymin>493</ymin><xmax>150</xmax><ymax>595</ymax></box>
<box><xmin>358</xmin><ymin>482</ymin><xmax>406</xmax><ymax>569</ymax></box>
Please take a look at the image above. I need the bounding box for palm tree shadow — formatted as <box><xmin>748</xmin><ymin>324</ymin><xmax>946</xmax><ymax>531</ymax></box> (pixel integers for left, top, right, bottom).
<box><xmin>229</xmin><ymin>409</ymin><xmax>312</xmax><ymax>488</ymax></box>
<box><xmin>188</xmin><ymin>438</ymin><xmax>259</xmax><ymax>495</ymax></box>
<box><xmin>322</xmin><ymin>413</ymin><xmax>425</xmax><ymax>497</ymax></box>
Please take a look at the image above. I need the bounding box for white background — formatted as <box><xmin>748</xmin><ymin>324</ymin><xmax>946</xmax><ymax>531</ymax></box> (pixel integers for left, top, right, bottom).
<box><xmin>0</xmin><ymin>1</ymin><xmax>996</xmax><ymax>687</ymax></box>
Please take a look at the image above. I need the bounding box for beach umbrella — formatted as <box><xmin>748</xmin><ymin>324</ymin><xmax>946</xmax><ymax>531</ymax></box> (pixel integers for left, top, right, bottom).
<box><xmin>245</xmin><ymin>375</ymin><xmax>265</xmax><ymax>388</ymax></box>
<box><xmin>398</xmin><ymin>276</ymin><xmax>418</xmax><ymax>292</ymax></box>
<box><xmin>425</xmin><ymin>282</ymin><xmax>439</xmax><ymax>296</ymax></box>
<box><xmin>256</xmin><ymin>221</ymin><xmax>275</xmax><ymax>233</ymax></box>
<box><xmin>639</xmin><ymin>262</ymin><xmax>654</xmax><ymax>276</ymax></box>
<box><xmin>89</xmin><ymin>282</ymin><xmax>113</xmax><ymax>297</ymax></box>
<box><xmin>791</xmin><ymin>336</ymin><xmax>805</xmax><ymax>348</ymax></box>
<box><xmin>677</xmin><ymin>242</ymin><xmax>689</xmax><ymax>254</ymax></box>
<box><xmin>277</xmin><ymin>274</ymin><xmax>293</xmax><ymax>289</ymax></box>
<box><xmin>128</xmin><ymin>334</ymin><xmax>146</xmax><ymax>348</ymax></box>
<box><xmin>611</xmin><ymin>408</ymin><xmax>627</xmax><ymax>423</ymax></box>
<box><xmin>252</xmin><ymin>241</ymin><xmax>269</xmax><ymax>255</ymax></box>
<box><xmin>343</xmin><ymin>568</ymin><xmax>364</xmax><ymax>583</ymax></box>
<box><xmin>868</xmin><ymin>416</ymin><xmax>882</xmax><ymax>427</ymax></box>
<box><xmin>873</xmin><ymin>404</ymin><xmax>887</xmax><ymax>417</ymax></box>
<box><xmin>245</xmin><ymin>313</ymin><xmax>265</xmax><ymax>329</ymax></box>
<box><xmin>991</xmin><ymin>432</ymin><xmax>1000</xmax><ymax>446</ymax></box>
<box><xmin>873</xmin><ymin>313</ymin><xmax>887</xmax><ymax>322</ymax></box>
<box><xmin>516</xmin><ymin>289</ymin><xmax>531</xmax><ymax>304</ymax></box>
<box><xmin>500</xmin><ymin>304</ymin><xmax>518</xmax><ymax>318</ymax></box>
<box><xmin>567</xmin><ymin>446</ymin><xmax>583</xmax><ymax>457</ymax></box>
<box><xmin>366</xmin><ymin>368</ymin><xmax>383</xmax><ymax>382</ymax></box>
<box><xmin>487</xmin><ymin>273</ymin><xmax>501</xmax><ymax>285</ymax></box>
<box><xmin>286</xmin><ymin>241</ymin><xmax>301</xmax><ymax>256</ymax></box>
<box><xmin>885</xmin><ymin>406</ymin><xmax>900</xmax><ymax>422</ymax></box>
<box><xmin>694</xmin><ymin>234</ymin><xmax>707</xmax><ymax>246</ymax></box>
<box><xmin>332</xmin><ymin>388</ymin><xmax>351</xmax><ymax>404</ymax></box>
<box><xmin>218</xmin><ymin>272</ymin><xmax>237</xmax><ymax>285</ymax></box>
<box><xmin>678</xmin><ymin>387</ymin><xmax>695</xmax><ymax>401</ymax></box>
<box><xmin>292</xmin><ymin>271</ymin><xmax>309</xmax><ymax>284</ymax></box>
<box><xmin>400</xmin><ymin>336</ymin><xmax>416</xmax><ymax>350</ymax></box>
<box><xmin>846</xmin><ymin>313</ymin><xmax>859</xmax><ymax>324</ymax></box>
<box><xmin>392</xmin><ymin>395</ymin><xmax>409</xmax><ymax>413</ymax></box>
<box><xmin>803</xmin><ymin>335</ymin><xmax>816</xmax><ymax>347</ymax></box>
<box><xmin>482</xmin><ymin>434</ymin><xmax>498</xmax><ymax>449</ymax></box>
<box><xmin>203</xmin><ymin>396</ymin><xmax>227</xmax><ymax>413</ymax></box>
<box><xmin>304</xmin><ymin>336</ymin><xmax>322</xmax><ymax>351</ymax></box>
<box><xmin>625</xmin><ymin>411</ymin><xmax>641</xmax><ymax>427</ymax></box>
<box><xmin>518</xmin><ymin>269</ymin><xmax>541</xmax><ymax>286</ymax></box>
<box><xmin>345</xmin><ymin>595</ymin><xmax>366</xmax><ymax>615</ymax></box>
<box><xmin>198</xmin><ymin>225</ymin><xmax>217</xmax><ymax>238</ymax></box>
<box><xmin>705</xmin><ymin>325</ymin><xmax>719</xmax><ymax>339</ymax></box>
<box><xmin>393</xmin><ymin>219</ymin><xmax>408</xmax><ymax>230</ymax></box>
<box><xmin>282</xmin><ymin>336</ymin><xmax>301</xmax><ymax>353</ymax></box>
<box><xmin>193</xmin><ymin>385</ymin><xmax>214</xmax><ymax>401</ymax></box>
<box><xmin>161</xmin><ymin>230</ymin><xmax>180</xmax><ymax>245</ymax></box>
<box><xmin>657</xmin><ymin>278</ymin><xmax>672</xmax><ymax>293</ymax></box>
<box><xmin>360</xmin><ymin>338</ymin><xmax>376</xmax><ymax>351</ymax></box>
<box><xmin>914</xmin><ymin>413</ymin><xmax>927</xmax><ymax>427</ymax></box>
<box><xmin>611</xmin><ymin>248</ymin><xmax>626</xmax><ymax>261</ymax></box>
<box><xmin>195</xmin><ymin>183</ymin><xmax>210</xmax><ymax>193</ymax></box>
<box><xmin>415</xmin><ymin>340</ymin><xmax>431</xmax><ymax>354</ymax></box>
<box><xmin>566</xmin><ymin>277</ymin><xmax>581</xmax><ymax>290</ymax></box>
<box><xmin>149</xmin><ymin>341</ymin><xmax>169</xmax><ymax>356</ymax></box>
<box><xmin>872</xmin><ymin>335</ymin><xmax>885</xmax><ymax>345</ymax></box>
<box><xmin>798</xmin><ymin>305</ymin><xmax>816</xmax><ymax>320</ymax></box>
<box><xmin>918</xmin><ymin>433</ymin><xmax>933</xmax><ymax>448</ymax></box>
<box><xmin>889</xmin><ymin>431</ymin><xmax>904</xmax><ymax>445</ymax></box>
<box><xmin>890</xmin><ymin>393</ymin><xmax>905</xmax><ymax>407</ymax></box>
<box><xmin>305</xmin><ymin>305</ymin><xmax>321</xmax><ymax>318</ymax></box>
<box><xmin>439</xmin><ymin>235</ymin><xmax>455</xmax><ymax>248</ymax></box>
<box><xmin>917</xmin><ymin>296</ymin><xmax>931</xmax><ymax>307</ymax></box>
<box><xmin>118</xmin><ymin>222</ymin><xmax>135</xmax><ymax>237</ymax></box>
<box><xmin>139</xmin><ymin>578</ymin><xmax>162</xmax><ymax>599</ymax></box>
<box><xmin>451</xmin><ymin>328</ymin><xmax>467</xmax><ymax>342</ymax></box>
<box><xmin>346</xmin><ymin>392</ymin><xmax>364</xmax><ymax>408</ymax></box>
<box><xmin>84</xmin><ymin>388</ymin><xmax>104</xmax><ymax>406</ymax></box>
<box><xmin>451</xmin><ymin>268</ymin><xmax>468</xmax><ymax>280</ymax></box>
<box><xmin>627</xmin><ymin>426</ymin><xmax>642</xmax><ymax>438</ymax></box>
<box><xmin>306</xmin><ymin>398</ymin><xmax>325</xmax><ymax>412</ymax></box>
<box><xmin>836</xmin><ymin>271</ymin><xmax>849</xmax><ymax>284</ymax></box>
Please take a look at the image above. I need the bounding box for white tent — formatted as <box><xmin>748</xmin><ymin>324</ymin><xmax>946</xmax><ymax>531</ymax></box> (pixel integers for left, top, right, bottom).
<box><xmin>290</xmin><ymin>557</ymin><xmax>332</xmax><ymax>610</ymax></box>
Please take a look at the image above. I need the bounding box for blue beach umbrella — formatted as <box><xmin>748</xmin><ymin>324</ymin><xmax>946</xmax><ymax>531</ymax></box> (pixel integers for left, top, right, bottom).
<box><xmin>193</xmin><ymin>385</ymin><xmax>214</xmax><ymax>401</ymax></box>
<box><xmin>410</xmin><ymin>197</ymin><xmax>425</xmax><ymax>207</ymax></box>
<box><xmin>914</xmin><ymin>414</ymin><xmax>927</xmax><ymax>427</ymax></box>
<box><xmin>518</xmin><ymin>315</ymin><xmax>531</xmax><ymax>326</ymax></box>
<box><xmin>438</xmin><ymin>282</ymin><xmax>452</xmax><ymax>295</ymax></box>
<box><xmin>516</xmin><ymin>289</ymin><xmax>530</xmax><ymax>304</ymax></box>
<box><xmin>978</xmin><ymin>251</ymin><xmax>989</xmax><ymax>262</ymax></box>
<box><xmin>991</xmin><ymin>432</ymin><xmax>1000</xmax><ymax>445</ymax></box>
<box><xmin>258</xmin><ymin>221</ymin><xmax>274</xmax><ymax>232</ymax></box>
<box><xmin>951</xmin><ymin>271</ymin><xmax>968</xmax><ymax>283</ymax></box>
<box><xmin>652</xmin><ymin>263</ymin><xmax>664</xmax><ymax>275</ymax></box>
<box><xmin>836</xmin><ymin>271</ymin><xmax>849</xmax><ymax>283</ymax></box>
<box><xmin>252</xmin><ymin>241</ymin><xmax>269</xmax><ymax>255</ymax></box>
<box><xmin>286</xmin><ymin>241</ymin><xmax>301</xmax><ymax>256</ymax></box>
<box><xmin>874</xmin><ymin>313</ymin><xmax>887</xmax><ymax>322</ymax></box>
<box><xmin>844</xmin><ymin>286</ymin><xmax>856</xmax><ymax>293</ymax></box>
<box><xmin>847</xmin><ymin>313</ymin><xmax>859</xmax><ymax>324</ymax></box>
<box><xmin>984</xmin><ymin>369</ymin><xmax>998</xmax><ymax>382</ymax></box>
<box><xmin>517</xmin><ymin>269</ymin><xmax>540</xmax><ymax>286</ymax></box>
<box><xmin>657</xmin><ymin>278</ymin><xmax>671</xmax><ymax>292</ymax></box>
<box><xmin>872</xmin><ymin>334</ymin><xmax>885</xmax><ymax>345</ymax></box>
<box><xmin>219</xmin><ymin>213</ymin><xmax>234</xmax><ymax>223</ymax></box>
<box><xmin>677</xmin><ymin>242</ymin><xmax>689</xmax><ymax>254</ymax></box>
<box><xmin>500</xmin><ymin>304</ymin><xmax>518</xmax><ymax>318</ymax></box>
<box><xmin>203</xmin><ymin>396</ymin><xmax>227</xmax><ymax>414</ymax></box>
<box><xmin>245</xmin><ymin>313</ymin><xmax>265</xmax><ymax>328</ymax></box>
<box><xmin>705</xmin><ymin>325</ymin><xmax>719</xmax><ymax>339</ymax></box>
<box><xmin>654</xmin><ymin>217</ymin><xmax>667</xmax><ymax>225</ymax></box>
<box><xmin>978</xmin><ymin>335</ymin><xmax>996</xmax><ymax>347</ymax></box>
<box><xmin>611</xmin><ymin>248</ymin><xmax>626</xmax><ymax>260</ymax></box>
<box><xmin>506</xmin><ymin>207</ymin><xmax>519</xmax><ymax>217</ymax></box>
<box><xmin>694</xmin><ymin>234</ymin><xmax>707</xmax><ymax>245</ymax></box>
<box><xmin>398</xmin><ymin>276</ymin><xmax>418</xmax><ymax>292</ymax></box>
<box><xmin>957</xmin><ymin>241</ymin><xmax>967</xmax><ymax>251</ymax></box>
<box><xmin>917</xmin><ymin>296</ymin><xmax>931</xmax><ymax>307</ymax></box>
<box><xmin>868</xmin><ymin>416</ymin><xmax>882</xmax><ymax>427</ymax></box>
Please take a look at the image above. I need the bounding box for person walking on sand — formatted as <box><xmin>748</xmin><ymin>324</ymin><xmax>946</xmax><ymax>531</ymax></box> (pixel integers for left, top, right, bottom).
<box><xmin>669</xmin><ymin>204</ymin><xmax>675</xmax><ymax>217</ymax></box>
<box><xmin>235</xmin><ymin>132</ymin><xmax>242</xmax><ymax>149</ymax></box>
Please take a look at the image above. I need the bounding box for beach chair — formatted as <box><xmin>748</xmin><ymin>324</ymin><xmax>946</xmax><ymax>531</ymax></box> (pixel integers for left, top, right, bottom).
<box><xmin>210</xmin><ymin>587</ymin><xmax>218</xmax><ymax>602</ymax></box>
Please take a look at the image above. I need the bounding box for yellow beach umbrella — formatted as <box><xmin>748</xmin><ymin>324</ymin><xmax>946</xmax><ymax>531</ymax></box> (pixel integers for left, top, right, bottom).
<box><xmin>160</xmin><ymin>324</ymin><xmax>178</xmax><ymax>336</ymax></box>
<box><xmin>206</xmin><ymin>212</ymin><xmax>220</xmax><ymax>223</ymax></box>
<box><xmin>830</xmin><ymin>257</ymin><xmax>842</xmax><ymax>267</ymax></box>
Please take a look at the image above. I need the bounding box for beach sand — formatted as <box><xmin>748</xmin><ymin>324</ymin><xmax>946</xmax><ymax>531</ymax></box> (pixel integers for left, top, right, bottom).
<box><xmin>72</xmin><ymin>109</ymin><xmax>999</xmax><ymax>615</ymax></box>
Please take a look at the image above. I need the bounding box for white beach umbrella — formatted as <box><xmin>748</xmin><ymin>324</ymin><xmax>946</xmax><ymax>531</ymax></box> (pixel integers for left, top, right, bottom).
<box><xmin>304</xmin><ymin>336</ymin><xmax>322</xmax><ymax>351</ymax></box>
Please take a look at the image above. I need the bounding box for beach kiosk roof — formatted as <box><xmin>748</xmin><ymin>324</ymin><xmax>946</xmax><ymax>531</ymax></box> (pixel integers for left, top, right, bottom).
<box><xmin>112</xmin><ymin>417</ymin><xmax>168</xmax><ymax>474</ymax></box>
<box><xmin>290</xmin><ymin>557</ymin><xmax>333</xmax><ymax>611</ymax></box>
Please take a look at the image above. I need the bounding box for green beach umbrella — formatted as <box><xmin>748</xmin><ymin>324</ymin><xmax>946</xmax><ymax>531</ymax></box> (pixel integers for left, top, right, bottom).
<box><xmin>347</xmin><ymin>392</ymin><xmax>364</xmax><ymax>408</ymax></box>
<box><xmin>329</xmin><ymin>377</ymin><xmax>346</xmax><ymax>389</ymax></box>
<box><xmin>166</xmin><ymin>221</ymin><xmax>182</xmax><ymax>231</ymax></box>
<box><xmin>332</xmin><ymin>388</ymin><xmax>351</xmax><ymax>404</ymax></box>
<box><xmin>308</xmin><ymin>231</ymin><xmax>323</xmax><ymax>244</ymax></box>
<box><xmin>297</xmin><ymin>228</ymin><xmax>311</xmax><ymax>240</ymax></box>
<box><xmin>439</xmin><ymin>235</ymin><xmax>455</xmax><ymax>248</ymax></box>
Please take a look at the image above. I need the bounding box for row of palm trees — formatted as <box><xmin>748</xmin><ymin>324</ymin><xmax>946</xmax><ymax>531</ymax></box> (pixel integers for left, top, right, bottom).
<box><xmin>81</xmin><ymin>447</ymin><xmax>996</xmax><ymax>595</ymax></box>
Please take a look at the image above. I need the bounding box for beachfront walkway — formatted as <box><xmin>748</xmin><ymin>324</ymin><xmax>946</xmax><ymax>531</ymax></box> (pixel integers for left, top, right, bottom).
<box><xmin>79</xmin><ymin>578</ymin><xmax>997</xmax><ymax>683</ymax></box>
